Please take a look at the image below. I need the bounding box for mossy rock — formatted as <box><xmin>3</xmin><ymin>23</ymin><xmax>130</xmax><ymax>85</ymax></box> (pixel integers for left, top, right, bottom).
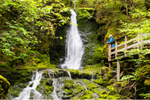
<box><xmin>13</xmin><ymin>90</ymin><xmax>20</xmax><ymax>97</ymax></box>
<box><xmin>65</xmin><ymin>89</ymin><xmax>73</xmax><ymax>95</ymax></box>
<box><xmin>68</xmin><ymin>69</ymin><xmax>82</xmax><ymax>79</ymax></box>
<box><xmin>0</xmin><ymin>75</ymin><xmax>10</xmax><ymax>99</ymax></box>
<box><xmin>80</xmin><ymin>90</ymin><xmax>94</xmax><ymax>99</ymax></box>
<box><xmin>54</xmin><ymin>69</ymin><xmax>68</xmax><ymax>78</ymax></box>
<box><xmin>73</xmin><ymin>84</ymin><xmax>84</xmax><ymax>95</ymax></box>
<box><xmin>101</xmin><ymin>66</ymin><xmax>110</xmax><ymax>75</ymax></box>
<box><xmin>93</xmin><ymin>77</ymin><xmax>103</xmax><ymax>85</ymax></box>
<box><xmin>107</xmin><ymin>85</ymin><xmax>117</xmax><ymax>95</ymax></box>
<box><xmin>87</xmin><ymin>82</ymin><xmax>98</xmax><ymax>90</ymax></box>
<box><xmin>44</xmin><ymin>78</ymin><xmax>54</xmax><ymax>95</ymax></box>
<box><xmin>63</xmin><ymin>80</ymin><xmax>74</xmax><ymax>89</ymax></box>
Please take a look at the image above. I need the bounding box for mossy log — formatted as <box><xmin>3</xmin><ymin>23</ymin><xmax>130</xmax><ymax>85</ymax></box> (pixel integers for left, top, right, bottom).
<box><xmin>0</xmin><ymin>75</ymin><xmax>10</xmax><ymax>99</ymax></box>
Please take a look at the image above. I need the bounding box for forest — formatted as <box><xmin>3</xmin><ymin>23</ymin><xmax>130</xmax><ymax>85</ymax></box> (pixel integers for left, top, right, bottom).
<box><xmin>0</xmin><ymin>0</ymin><xmax>150</xmax><ymax>99</ymax></box>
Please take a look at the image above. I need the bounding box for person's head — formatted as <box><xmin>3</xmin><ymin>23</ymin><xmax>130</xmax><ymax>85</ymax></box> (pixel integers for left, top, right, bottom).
<box><xmin>109</xmin><ymin>35</ymin><xmax>113</xmax><ymax>38</ymax></box>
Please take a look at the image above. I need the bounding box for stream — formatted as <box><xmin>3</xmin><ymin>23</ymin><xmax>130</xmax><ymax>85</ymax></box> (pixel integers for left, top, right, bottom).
<box><xmin>13</xmin><ymin>70</ymin><xmax>43</xmax><ymax>100</ymax></box>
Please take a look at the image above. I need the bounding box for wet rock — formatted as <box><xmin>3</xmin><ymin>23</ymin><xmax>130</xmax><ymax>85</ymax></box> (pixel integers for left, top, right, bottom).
<box><xmin>61</xmin><ymin>95</ymin><xmax>72</xmax><ymax>99</ymax></box>
<box><xmin>29</xmin><ymin>83</ymin><xmax>33</xmax><ymax>87</ymax></box>
<box><xmin>101</xmin><ymin>66</ymin><xmax>109</xmax><ymax>75</ymax></box>
<box><xmin>54</xmin><ymin>69</ymin><xmax>68</xmax><ymax>78</ymax></box>
<box><xmin>46</xmin><ymin>79</ymin><xmax>53</xmax><ymax>86</ymax></box>
<box><xmin>56</xmin><ymin>65</ymin><xmax>62</xmax><ymax>69</ymax></box>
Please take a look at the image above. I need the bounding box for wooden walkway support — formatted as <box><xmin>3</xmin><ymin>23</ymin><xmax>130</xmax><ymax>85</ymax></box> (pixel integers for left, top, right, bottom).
<box><xmin>108</xmin><ymin>34</ymin><xmax>150</xmax><ymax>81</ymax></box>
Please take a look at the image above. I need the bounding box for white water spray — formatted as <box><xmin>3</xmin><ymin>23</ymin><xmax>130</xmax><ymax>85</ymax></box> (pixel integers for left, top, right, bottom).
<box><xmin>14</xmin><ymin>70</ymin><xmax>43</xmax><ymax>100</ymax></box>
<box><xmin>61</xmin><ymin>9</ymin><xmax>84</xmax><ymax>70</ymax></box>
<box><xmin>67</xmin><ymin>71</ymin><xmax>72</xmax><ymax>79</ymax></box>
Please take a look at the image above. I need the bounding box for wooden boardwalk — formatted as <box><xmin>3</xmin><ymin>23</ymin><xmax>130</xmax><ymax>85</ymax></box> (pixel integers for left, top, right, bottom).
<box><xmin>108</xmin><ymin>34</ymin><xmax>150</xmax><ymax>81</ymax></box>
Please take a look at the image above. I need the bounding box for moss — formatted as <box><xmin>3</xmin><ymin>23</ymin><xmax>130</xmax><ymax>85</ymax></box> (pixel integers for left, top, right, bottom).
<box><xmin>13</xmin><ymin>90</ymin><xmax>20</xmax><ymax>97</ymax></box>
<box><xmin>80</xmin><ymin>90</ymin><xmax>94</xmax><ymax>99</ymax></box>
<box><xmin>63</xmin><ymin>80</ymin><xmax>74</xmax><ymax>89</ymax></box>
<box><xmin>0</xmin><ymin>75</ymin><xmax>10</xmax><ymax>99</ymax></box>
<box><xmin>87</xmin><ymin>82</ymin><xmax>98</xmax><ymax>90</ymax></box>
<box><xmin>93</xmin><ymin>77</ymin><xmax>103</xmax><ymax>85</ymax></box>
<box><xmin>43</xmin><ymin>79</ymin><xmax>54</xmax><ymax>95</ymax></box>
<box><xmin>65</xmin><ymin>89</ymin><xmax>73</xmax><ymax>95</ymax></box>
<box><xmin>68</xmin><ymin>69</ymin><xmax>82</xmax><ymax>79</ymax></box>
<box><xmin>107</xmin><ymin>85</ymin><xmax>117</xmax><ymax>95</ymax></box>
<box><xmin>73</xmin><ymin>84</ymin><xmax>84</xmax><ymax>95</ymax></box>
<box><xmin>45</xmin><ymin>86</ymin><xmax>54</xmax><ymax>95</ymax></box>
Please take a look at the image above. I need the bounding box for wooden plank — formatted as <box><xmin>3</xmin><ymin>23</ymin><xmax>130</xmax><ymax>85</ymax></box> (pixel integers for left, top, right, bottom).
<box><xmin>108</xmin><ymin>44</ymin><xmax>111</xmax><ymax>61</ymax></box>
<box><xmin>109</xmin><ymin>35</ymin><xmax>126</xmax><ymax>45</ymax></box>
<box><xmin>138</xmin><ymin>34</ymin><xmax>140</xmax><ymax>49</ymax></box>
<box><xmin>117</xmin><ymin>43</ymin><xmax>125</xmax><ymax>48</ymax></box>
<box><xmin>115</xmin><ymin>35</ymin><xmax>126</xmax><ymax>41</ymax></box>
<box><xmin>115</xmin><ymin>41</ymin><xmax>117</xmax><ymax>58</ymax></box>
<box><xmin>111</xmin><ymin>47</ymin><xmax>115</xmax><ymax>50</ymax></box>
<box><xmin>125</xmin><ymin>35</ymin><xmax>127</xmax><ymax>56</ymax></box>
<box><xmin>109</xmin><ymin>62</ymin><xmax>112</xmax><ymax>69</ymax></box>
<box><xmin>144</xmin><ymin>40</ymin><xmax>150</xmax><ymax>44</ymax></box>
<box><xmin>112</xmin><ymin>39</ymin><xmax>150</xmax><ymax>55</ymax></box>
<box><xmin>117</xmin><ymin>42</ymin><xmax>139</xmax><ymax>52</ymax></box>
<box><xmin>117</xmin><ymin>59</ymin><xmax>120</xmax><ymax>81</ymax></box>
<box><xmin>117</xmin><ymin>37</ymin><xmax>138</xmax><ymax>48</ymax></box>
<box><xmin>141</xmin><ymin>33</ymin><xmax>143</xmax><ymax>49</ymax></box>
<box><xmin>127</xmin><ymin>37</ymin><xmax>138</xmax><ymax>44</ymax></box>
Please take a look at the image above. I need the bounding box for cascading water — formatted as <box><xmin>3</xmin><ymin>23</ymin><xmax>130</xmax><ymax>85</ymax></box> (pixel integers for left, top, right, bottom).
<box><xmin>61</xmin><ymin>9</ymin><xmax>84</xmax><ymax>70</ymax></box>
<box><xmin>67</xmin><ymin>71</ymin><xmax>72</xmax><ymax>79</ymax></box>
<box><xmin>14</xmin><ymin>70</ymin><xmax>43</xmax><ymax>100</ymax></box>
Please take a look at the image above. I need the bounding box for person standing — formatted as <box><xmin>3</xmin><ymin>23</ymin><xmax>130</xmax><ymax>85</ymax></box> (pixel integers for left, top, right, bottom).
<box><xmin>108</xmin><ymin>35</ymin><xmax>115</xmax><ymax>48</ymax></box>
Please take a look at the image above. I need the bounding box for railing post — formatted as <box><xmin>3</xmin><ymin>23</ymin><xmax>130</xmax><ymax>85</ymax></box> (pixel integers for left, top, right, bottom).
<box><xmin>109</xmin><ymin>62</ymin><xmax>112</xmax><ymax>69</ymax></box>
<box><xmin>117</xmin><ymin>59</ymin><xmax>120</xmax><ymax>81</ymax></box>
<box><xmin>125</xmin><ymin>35</ymin><xmax>127</xmax><ymax>56</ymax></box>
<box><xmin>108</xmin><ymin>44</ymin><xmax>111</xmax><ymax>61</ymax></box>
<box><xmin>115</xmin><ymin>41</ymin><xmax>117</xmax><ymax>58</ymax></box>
<box><xmin>141</xmin><ymin>33</ymin><xmax>143</xmax><ymax>49</ymax></box>
<box><xmin>138</xmin><ymin>33</ymin><xmax>140</xmax><ymax>49</ymax></box>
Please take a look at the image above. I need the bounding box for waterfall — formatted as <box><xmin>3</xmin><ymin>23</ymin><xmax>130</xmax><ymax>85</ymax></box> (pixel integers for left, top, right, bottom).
<box><xmin>51</xmin><ymin>78</ymin><xmax>64</xmax><ymax>100</ymax></box>
<box><xmin>61</xmin><ymin>9</ymin><xmax>84</xmax><ymax>70</ymax></box>
<box><xmin>90</xmin><ymin>71</ymin><xmax>94</xmax><ymax>82</ymax></box>
<box><xmin>14</xmin><ymin>70</ymin><xmax>43</xmax><ymax>100</ymax></box>
<box><xmin>67</xmin><ymin>71</ymin><xmax>72</xmax><ymax>79</ymax></box>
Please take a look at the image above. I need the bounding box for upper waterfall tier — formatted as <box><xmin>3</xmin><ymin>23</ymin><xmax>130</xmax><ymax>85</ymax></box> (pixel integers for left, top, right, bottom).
<box><xmin>61</xmin><ymin>9</ymin><xmax>84</xmax><ymax>70</ymax></box>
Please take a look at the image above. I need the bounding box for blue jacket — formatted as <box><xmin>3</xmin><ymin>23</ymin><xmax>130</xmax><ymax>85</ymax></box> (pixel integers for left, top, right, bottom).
<box><xmin>108</xmin><ymin>37</ymin><xmax>115</xmax><ymax>48</ymax></box>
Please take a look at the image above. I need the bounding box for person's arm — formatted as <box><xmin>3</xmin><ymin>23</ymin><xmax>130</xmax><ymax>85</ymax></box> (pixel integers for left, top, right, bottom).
<box><xmin>108</xmin><ymin>38</ymin><xmax>113</xmax><ymax>44</ymax></box>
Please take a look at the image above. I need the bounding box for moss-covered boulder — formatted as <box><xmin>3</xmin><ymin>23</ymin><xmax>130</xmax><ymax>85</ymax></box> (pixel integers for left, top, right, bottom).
<box><xmin>68</xmin><ymin>69</ymin><xmax>93</xmax><ymax>79</ymax></box>
<box><xmin>54</xmin><ymin>69</ymin><xmax>68</xmax><ymax>78</ymax></box>
<box><xmin>73</xmin><ymin>84</ymin><xmax>84</xmax><ymax>95</ymax></box>
<box><xmin>63</xmin><ymin>80</ymin><xmax>74</xmax><ymax>89</ymax></box>
<box><xmin>0</xmin><ymin>75</ymin><xmax>10</xmax><ymax>99</ymax></box>
<box><xmin>80</xmin><ymin>90</ymin><xmax>94</xmax><ymax>99</ymax></box>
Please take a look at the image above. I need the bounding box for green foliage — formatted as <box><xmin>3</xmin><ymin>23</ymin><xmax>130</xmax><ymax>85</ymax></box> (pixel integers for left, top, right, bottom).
<box><xmin>77</xmin><ymin>9</ymin><xmax>94</xmax><ymax>20</ymax></box>
<box><xmin>0</xmin><ymin>0</ymin><xmax>70</xmax><ymax>66</ymax></box>
<box><xmin>44</xmin><ymin>79</ymin><xmax>54</xmax><ymax>95</ymax></box>
<box><xmin>120</xmin><ymin>75</ymin><xmax>136</xmax><ymax>81</ymax></box>
<box><xmin>140</xmin><ymin>93</ymin><xmax>150</xmax><ymax>99</ymax></box>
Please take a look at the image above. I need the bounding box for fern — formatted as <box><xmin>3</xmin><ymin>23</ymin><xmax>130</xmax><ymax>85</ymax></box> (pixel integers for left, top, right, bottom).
<box><xmin>140</xmin><ymin>93</ymin><xmax>150</xmax><ymax>99</ymax></box>
<box><xmin>120</xmin><ymin>75</ymin><xmax>135</xmax><ymax>81</ymax></box>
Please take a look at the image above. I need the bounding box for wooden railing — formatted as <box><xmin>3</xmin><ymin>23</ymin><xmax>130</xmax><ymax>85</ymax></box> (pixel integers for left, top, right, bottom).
<box><xmin>108</xmin><ymin>34</ymin><xmax>150</xmax><ymax>61</ymax></box>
